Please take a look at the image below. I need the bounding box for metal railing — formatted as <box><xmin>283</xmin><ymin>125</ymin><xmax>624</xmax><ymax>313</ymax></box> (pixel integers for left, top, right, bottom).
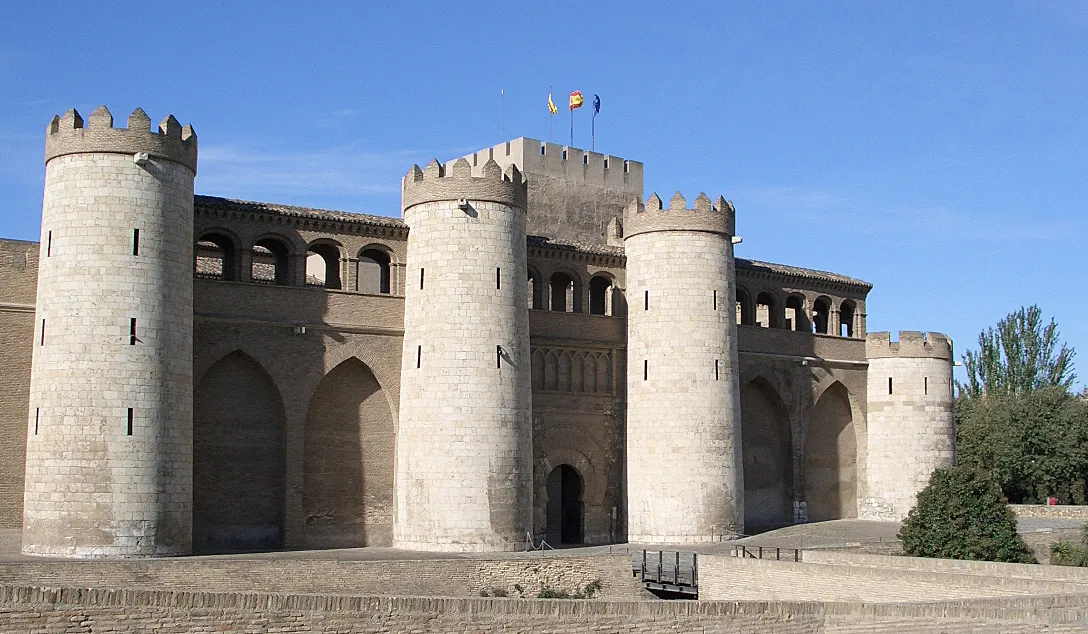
<box><xmin>638</xmin><ymin>550</ymin><xmax>697</xmax><ymax>588</ymax></box>
<box><xmin>730</xmin><ymin>545</ymin><xmax>801</xmax><ymax>561</ymax></box>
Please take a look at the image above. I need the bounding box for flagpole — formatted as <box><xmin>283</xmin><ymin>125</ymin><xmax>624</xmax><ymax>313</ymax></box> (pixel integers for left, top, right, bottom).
<box><xmin>548</xmin><ymin>85</ymin><xmax>553</xmax><ymax>142</ymax></box>
<box><xmin>570</xmin><ymin>109</ymin><xmax>573</xmax><ymax>147</ymax></box>
<box><xmin>500</xmin><ymin>89</ymin><xmax>504</xmax><ymax>142</ymax></box>
<box><xmin>592</xmin><ymin>112</ymin><xmax>596</xmax><ymax>152</ymax></box>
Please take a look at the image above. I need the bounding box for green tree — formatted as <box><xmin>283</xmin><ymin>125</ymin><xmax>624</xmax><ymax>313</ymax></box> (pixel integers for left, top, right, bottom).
<box><xmin>960</xmin><ymin>305</ymin><xmax>1076</xmax><ymax>398</ymax></box>
<box><xmin>958</xmin><ymin>386</ymin><xmax>1088</xmax><ymax>503</ymax></box>
<box><xmin>900</xmin><ymin>466</ymin><xmax>1034</xmax><ymax>563</ymax></box>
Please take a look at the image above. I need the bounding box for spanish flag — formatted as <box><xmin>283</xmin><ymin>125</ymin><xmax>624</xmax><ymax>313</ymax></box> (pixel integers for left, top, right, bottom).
<box><xmin>569</xmin><ymin>90</ymin><xmax>584</xmax><ymax>110</ymax></box>
<box><xmin>548</xmin><ymin>93</ymin><xmax>558</xmax><ymax>115</ymax></box>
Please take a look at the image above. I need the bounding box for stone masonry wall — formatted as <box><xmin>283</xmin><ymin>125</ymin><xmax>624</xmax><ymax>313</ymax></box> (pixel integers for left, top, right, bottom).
<box><xmin>625</xmin><ymin>225</ymin><xmax>742</xmax><ymax>542</ymax></box>
<box><xmin>861</xmin><ymin>332</ymin><xmax>955</xmax><ymax>521</ymax></box>
<box><xmin>0</xmin><ymin>240</ymin><xmax>37</xmax><ymax>529</ymax></box>
<box><xmin>397</xmin><ymin>164</ymin><xmax>533</xmax><ymax>551</ymax></box>
<box><xmin>24</xmin><ymin>150</ymin><xmax>194</xmax><ymax>557</ymax></box>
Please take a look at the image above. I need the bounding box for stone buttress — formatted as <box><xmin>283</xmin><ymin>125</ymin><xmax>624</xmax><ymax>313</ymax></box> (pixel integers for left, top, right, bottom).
<box><xmin>623</xmin><ymin>192</ymin><xmax>743</xmax><ymax>542</ymax></box>
<box><xmin>395</xmin><ymin>158</ymin><xmax>532</xmax><ymax>551</ymax></box>
<box><xmin>861</xmin><ymin>331</ymin><xmax>956</xmax><ymax>521</ymax></box>
<box><xmin>23</xmin><ymin>106</ymin><xmax>197</xmax><ymax>557</ymax></box>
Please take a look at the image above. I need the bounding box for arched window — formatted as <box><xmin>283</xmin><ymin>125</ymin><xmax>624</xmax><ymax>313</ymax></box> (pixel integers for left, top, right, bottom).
<box><xmin>195</xmin><ymin>232</ymin><xmax>236</xmax><ymax>281</ymax></box>
<box><xmin>756</xmin><ymin>292</ymin><xmax>779</xmax><ymax>328</ymax></box>
<box><xmin>839</xmin><ymin>300</ymin><xmax>856</xmax><ymax>338</ymax></box>
<box><xmin>813</xmin><ymin>297</ymin><xmax>831</xmax><ymax>335</ymax></box>
<box><xmin>306</xmin><ymin>242</ymin><xmax>342</xmax><ymax>289</ymax></box>
<box><xmin>736</xmin><ymin>287</ymin><xmax>754</xmax><ymax>326</ymax></box>
<box><xmin>589</xmin><ymin>276</ymin><xmax>612</xmax><ymax>316</ymax></box>
<box><xmin>252</xmin><ymin>238</ymin><xmax>291</xmax><ymax>285</ymax></box>
<box><xmin>527</xmin><ymin>269</ymin><xmax>543</xmax><ymax>310</ymax></box>
<box><xmin>357</xmin><ymin>248</ymin><xmax>391</xmax><ymax>294</ymax></box>
<box><xmin>785</xmin><ymin>295</ymin><xmax>807</xmax><ymax>332</ymax></box>
<box><xmin>549</xmin><ymin>272</ymin><xmax>581</xmax><ymax>313</ymax></box>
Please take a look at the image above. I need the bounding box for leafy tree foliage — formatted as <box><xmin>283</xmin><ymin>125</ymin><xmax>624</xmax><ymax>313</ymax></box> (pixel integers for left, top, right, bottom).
<box><xmin>957</xmin><ymin>387</ymin><xmax>1088</xmax><ymax>504</ymax></box>
<box><xmin>960</xmin><ymin>305</ymin><xmax>1076</xmax><ymax>398</ymax></box>
<box><xmin>900</xmin><ymin>466</ymin><xmax>1034</xmax><ymax>563</ymax></box>
<box><xmin>1049</xmin><ymin>524</ymin><xmax>1088</xmax><ymax>567</ymax></box>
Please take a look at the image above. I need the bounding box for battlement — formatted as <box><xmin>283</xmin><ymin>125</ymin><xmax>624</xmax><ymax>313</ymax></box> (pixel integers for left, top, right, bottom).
<box><xmin>622</xmin><ymin>192</ymin><xmax>735</xmax><ymax>239</ymax></box>
<box><xmin>44</xmin><ymin>106</ymin><xmax>198</xmax><ymax>173</ymax></box>
<box><xmin>402</xmin><ymin>157</ymin><xmax>527</xmax><ymax>212</ymax></box>
<box><xmin>456</xmin><ymin>138</ymin><xmax>643</xmax><ymax>192</ymax></box>
<box><xmin>866</xmin><ymin>331</ymin><xmax>953</xmax><ymax>360</ymax></box>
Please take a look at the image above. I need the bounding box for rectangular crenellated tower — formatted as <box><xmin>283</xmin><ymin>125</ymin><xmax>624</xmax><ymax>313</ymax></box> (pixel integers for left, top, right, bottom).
<box><xmin>454</xmin><ymin>138</ymin><xmax>643</xmax><ymax>245</ymax></box>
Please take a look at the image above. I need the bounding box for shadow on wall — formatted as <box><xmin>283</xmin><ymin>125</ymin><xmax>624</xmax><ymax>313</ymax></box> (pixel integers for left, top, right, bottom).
<box><xmin>192</xmin><ymin>224</ymin><xmax>397</xmax><ymax>554</ymax></box>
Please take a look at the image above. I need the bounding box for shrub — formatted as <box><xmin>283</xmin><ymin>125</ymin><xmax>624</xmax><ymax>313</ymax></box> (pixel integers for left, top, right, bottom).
<box><xmin>536</xmin><ymin>579</ymin><xmax>604</xmax><ymax>599</ymax></box>
<box><xmin>900</xmin><ymin>465</ymin><xmax>1035</xmax><ymax>563</ymax></box>
<box><xmin>1049</xmin><ymin>523</ymin><xmax>1088</xmax><ymax>567</ymax></box>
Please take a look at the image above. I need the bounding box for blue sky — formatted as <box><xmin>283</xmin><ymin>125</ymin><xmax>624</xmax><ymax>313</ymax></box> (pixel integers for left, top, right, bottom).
<box><xmin>1</xmin><ymin>2</ymin><xmax>1084</xmax><ymax>389</ymax></box>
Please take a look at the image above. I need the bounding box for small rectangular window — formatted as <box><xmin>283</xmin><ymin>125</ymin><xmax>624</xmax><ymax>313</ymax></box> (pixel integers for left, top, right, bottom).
<box><xmin>34</xmin><ymin>408</ymin><xmax>39</xmax><ymax>436</ymax></box>
<box><xmin>713</xmin><ymin>290</ymin><xmax>718</xmax><ymax>310</ymax></box>
<box><xmin>644</xmin><ymin>290</ymin><xmax>649</xmax><ymax>311</ymax></box>
<box><xmin>496</xmin><ymin>267</ymin><xmax>501</xmax><ymax>290</ymax></box>
<box><xmin>924</xmin><ymin>377</ymin><xmax>928</xmax><ymax>395</ymax></box>
<box><xmin>540</xmin><ymin>144</ymin><xmax>546</xmax><ymax>156</ymax></box>
<box><xmin>583</xmin><ymin>154</ymin><xmax>588</xmax><ymax>165</ymax></box>
<box><xmin>603</xmin><ymin>158</ymin><xmax>609</xmax><ymax>169</ymax></box>
<box><xmin>127</xmin><ymin>408</ymin><xmax>133</xmax><ymax>436</ymax></box>
<box><xmin>888</xmin><ymin>377</ymin><xmax>893</xmax><ymax>395</ymax></box>
<box><xmin>129</xmin><ymin>318</ymin><xmax>137</xmax><ymax>345</ymax></box>
<box><xmin>420</xmin><ymin>268</ymin><xmax>425</xmax><ymax>290</ymax></box>
<box><xmin>416</xmin><ymin>345</ymin><xmax>421</xmax><ymax>368</ymax></box>
<box><xmin>715</xmin><ymin>359</ymin><xmax>720</xmax><ymax>381</ymax></box>
<box><xmin>46</xmin><ymin>231</ymin><xmax>52</xmax><ymax>257</ymax></box>
<box><xmin>132</xmin><ymin>228</ymin><xmax>140</xmax><ymax>256</ymax></box>
<box><xmin>497</xmin><ymin>344</ymin><xmax>502</xmax><ymax>369</ymax></box>
<box><xmin>40</xmin><ymin>319</ymin><xmax>45</xmax><ymax>346</ymax></box>
<box><xmin>562</xmin><ymin>150</ymin><xmax>567</xmax><ymax>160</ymax></box>
<box><xmin>643</xmin><ymin>359</ymin><xmax>648</xmax><ymax>381</ymax></box>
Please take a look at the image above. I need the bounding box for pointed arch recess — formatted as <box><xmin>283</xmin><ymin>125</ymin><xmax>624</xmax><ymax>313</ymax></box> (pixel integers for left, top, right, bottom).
<box><xmin>805</xmin><ymin>381</ymin><xmax>857</xmax><ymax>521</ymax></box>
<box><xmin>303</xmin><ymin>356</ymin><xmax>395</xmax><ymax>548</ymax></box>
<box><xmin>740</xmin><ymin>376</ymin><xmax>794</xmax><ymax>530</ymax></box>
<box><xmin>193</xmin><ymin>350</ymin><xmax>286</xmax><ymax>554</ymax></box>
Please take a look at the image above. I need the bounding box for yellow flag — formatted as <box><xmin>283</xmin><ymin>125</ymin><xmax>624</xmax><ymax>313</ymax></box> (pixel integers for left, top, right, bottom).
<box><xmin>548</xmin><ymin>93</ymin><xmax>558</xmax><ymax>115</ymax></box>
<box><xmin>569</xmin><ymin>90</ymin><xmax>584</xmax><ymax>110</ymax></box>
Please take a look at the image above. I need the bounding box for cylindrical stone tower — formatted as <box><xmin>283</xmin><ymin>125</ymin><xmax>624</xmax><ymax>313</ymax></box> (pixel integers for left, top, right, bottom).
<box><xmin>395</xmin><ymin>157</ymin><xmax>532</xmax><ymax>551</ymax></box>
<box><xmin>23</xmin><ymin>106</ymin><xmax>196</xmax><ymax>557</ymax></box>
<box><xmin>624</xmin><ymin>192</ymin><xmax>743</xmax><ymax>543</ymax></box>
<box><xmin>861</xmin><ymin>331</ymin><xmax>956</xmax><ymax>521</ymax></box>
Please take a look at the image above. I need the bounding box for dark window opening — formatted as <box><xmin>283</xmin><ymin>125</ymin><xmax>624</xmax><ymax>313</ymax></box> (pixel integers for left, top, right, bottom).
<box><xmin>736</xmin><ymin>288</ymin><xmax>754</xmax><ymax>325</ymax></box>
<box><xmin>785</xmin><ymin>295</ymin><xmax>806</xmax><ymax>331</ymax></box>
<box><xmin>132</xmin><ymin>228</ymin><xmax>140</xmax><ymax>256</ymax></box>
<box><xmin>715</xmin><ymin>359</ymin><xmax>720</xmax><ymax>381</ymax></box>
<box><xmin>305</xmin><ymin>242</ymin><xmax>342</xmax><ymax>289</ymax></box>
<box><xmin>46</xmin><ymin>231</ymin><xmax>51</xmax><ymax>257</ymax></box>
<box><xmin>357</xmin><ymin>249</ymin><xmax>391</xmax><ymax>294</ymax></box>
<box><xmin>924</xmin><ymin>377</ymin><xmax>928</xmax><ymax>395</ymax></box>
<box><xmin>40</xmin><ymin>319</ymin><xmax>44</xmax><ymax>346</ymax></box>
<box><xmin>888</xmin><ymin>377</ymin><xmax>893</xmax><ymax>395</ymax></box>
<box><xmin>497</xmin><ymin>267</ymin><xmax>501</xmax><ymax>290</ymax></box>
<box><xmin>756</xmin><ymin>292</ymin><xmax>778</xmax><ymax>328</ymax></box>
<box><xmin>713</xmin><ymin>290</ymin><xmax>718</xmax><ymax>310</ymax></box>
<box><xmin>127</xmin><ymin>408</ymin><xmax>133</xmax><ymax>436</ymax></box>
<box><xmin>839</xmin><ymin>301</ymin><xmax>856</xmax><ymax>338</ymax></box>
<box><xmin>644</xmin><ymin>290</ymin><xmax>649</xmax><ymax>311</ymax></box>
<box><xmin>420</xmin><ymin>268</ymin><xmax>425</xmax><ymax>290</ymax></box>
<box><xmin>643</xmin><ymin>359</ymin><xmax>648</xmax><ymax>381</ymax></box>
<box><xmin>34</xmin><ymin>408</ymin><xmax>38</xmax><ymax>435</ymax></box>
<box><xmin>589</xmin><ymin>276</ymin><xmax>611</xmax><ymax>315</ymax></box>
<box><xmin>416</xmin><ymin>345</ymin><xmax>421</xmax><ymax>368</ymax></box>
<box><xmin>251</xmin><ymin>238</ymin><xmax>290</xmax><ymax>285</ymax></box>
<box><xmin>497</xmin><ymin>344</ymin><xmax>502</xmax><ymax>368</ymax></box>
<box><xmin>129</xmin><ymin>318</ymin><xmax>137</xmax><ymax>345</ymax></box>
<box><xmin>549</xmin><ymin>272</ymin><xmax>579</xmax><ymax>312</ymax></box>
<box><xmin>195</xmin><ymin>233</ymin><xmax>236</xmax><ymax>281</ymax></box>
<box><xmin>812</xmin><ymin>298</ymin><xmax>831</xmax><ymax>335</ymax></box>
<box><xmin>528</xmin><ymin>272</ymin><xmax>543</xmax><ymax>310</ymax></box>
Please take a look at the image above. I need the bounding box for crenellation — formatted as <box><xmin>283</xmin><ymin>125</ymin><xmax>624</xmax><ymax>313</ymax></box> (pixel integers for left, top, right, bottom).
<box><xmin>44</xmin><ymin>106</ymin><xmax>198</xmax><ymax>174</ymax></box>
<box><xmin>866</xmin><ymin>330</ymin><xmax>953</xmax><ymax>360</ymax></box>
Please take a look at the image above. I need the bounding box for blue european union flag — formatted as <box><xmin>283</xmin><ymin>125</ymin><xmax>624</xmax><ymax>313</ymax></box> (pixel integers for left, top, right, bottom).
<box><xmin>593</xmin><ymin>94</ymin><xmax>601</xmax><ymax>114</ymax></box>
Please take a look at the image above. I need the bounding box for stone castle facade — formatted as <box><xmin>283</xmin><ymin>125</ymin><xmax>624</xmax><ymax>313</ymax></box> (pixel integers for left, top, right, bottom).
<box><xmin>0</xmin><ymin>106</ymin><xmax>956</xmax><ymax>557</ymax></box>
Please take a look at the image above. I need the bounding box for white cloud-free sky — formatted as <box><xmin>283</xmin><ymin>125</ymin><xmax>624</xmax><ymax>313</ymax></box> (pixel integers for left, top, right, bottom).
<box><xmin>1</xmin><ymin>2</ymin><xmax>1084</xmax><ymax>388</ymax></box>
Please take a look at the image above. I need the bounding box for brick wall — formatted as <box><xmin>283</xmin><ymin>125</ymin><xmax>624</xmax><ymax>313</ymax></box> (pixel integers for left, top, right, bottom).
<box><xmin>0</xmin><ymin>553</ymin><xmax>640</xmax><ymax>599</ymax></box>
<box><xmin>0</xmin><ymin>240</ymin><xmax>37</xmax><ymax>529</ymax></box>
<box><xmin>1011</xmin><ymin>504</ymin><xmax>1088</xmax><ymax>520</ymax></box>
<box><xmin>2</xmin><ymin>585</ymin><xmax>1088</xmax><ymax>633</ymax></box>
